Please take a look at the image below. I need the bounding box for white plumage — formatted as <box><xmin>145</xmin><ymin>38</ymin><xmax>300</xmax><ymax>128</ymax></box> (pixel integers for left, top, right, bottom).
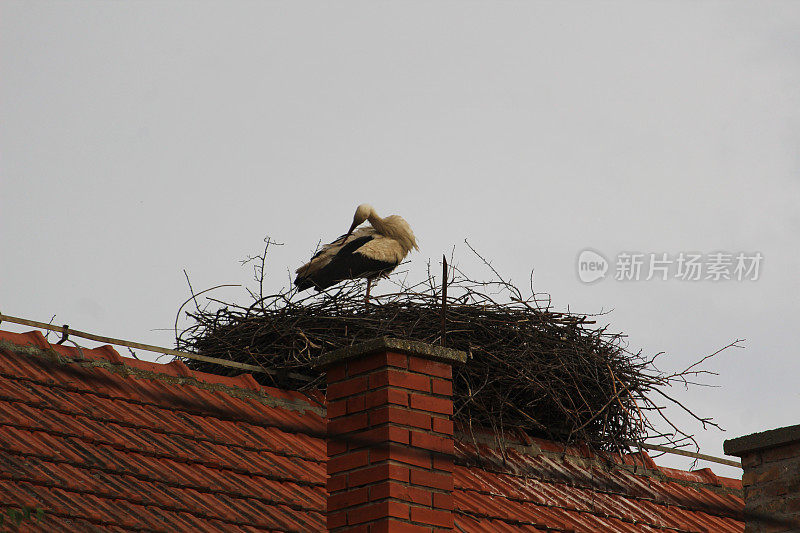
<box><xmin>294</xmin><ymin>204</ymin><xmax>418</xmax><ymax>294</ymax></box>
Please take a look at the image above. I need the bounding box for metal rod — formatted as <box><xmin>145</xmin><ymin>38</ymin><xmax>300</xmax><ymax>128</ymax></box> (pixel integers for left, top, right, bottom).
<box><xmin>629</xmin><ymin>441</ymin><xmax>741</xmax><ymax>468</ymax></box>
<box><xmin>0</xmin><ymin>312</ymin><xmax>314</xmax><ymax>381</ymax></box>
<box><xmin>441</xmin><ymin>255</ymin><xmax>448</xmax><ymax>347</ymax></box>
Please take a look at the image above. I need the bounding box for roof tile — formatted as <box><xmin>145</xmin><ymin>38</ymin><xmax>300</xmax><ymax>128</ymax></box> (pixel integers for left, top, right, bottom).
<box><xmin>0</xmin><ymin>331</ymin><xmax>326</xmax><ymax>531</ymax></box>
<box><xmin>453</xmin><ymin>438</ymin><xmax>743</xmax><ymax>532</ymax></box>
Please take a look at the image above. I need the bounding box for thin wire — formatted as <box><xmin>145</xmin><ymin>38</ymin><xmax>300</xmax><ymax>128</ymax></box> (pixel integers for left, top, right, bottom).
<box><xmin>0</xmin><ymin>312</ymin><xmax>314</xmax><ymax>382</ymax></box>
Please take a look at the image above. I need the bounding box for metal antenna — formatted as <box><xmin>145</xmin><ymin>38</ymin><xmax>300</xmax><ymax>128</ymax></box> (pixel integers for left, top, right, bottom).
<box><xmin>441</xmin><ymin>255</ymin><xmax>448</xmax><ymax>347</ymax></box>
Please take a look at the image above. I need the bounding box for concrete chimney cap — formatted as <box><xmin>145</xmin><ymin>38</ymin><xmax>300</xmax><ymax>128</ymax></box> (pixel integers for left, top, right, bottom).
<box><xmin>724</xmin><ymin>423</ymin><xmax>800</xmax><ymax>456</ymax></box>
<box><xmin>313</xmin><ymin>337</ymin><xmax>467</xmax><ymax>370</ymax></box>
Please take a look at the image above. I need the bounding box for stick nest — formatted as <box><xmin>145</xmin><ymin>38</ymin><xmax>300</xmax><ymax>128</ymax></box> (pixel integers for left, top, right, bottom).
<box><xmin>177</xmin><ymin>244</ymin><xmax>727</xmax><ymax>453</ymax></box>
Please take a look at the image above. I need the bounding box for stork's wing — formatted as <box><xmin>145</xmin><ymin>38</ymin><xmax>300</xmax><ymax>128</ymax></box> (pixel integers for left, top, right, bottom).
<box><xmin>295</xmin><ymin>233</ymin><xmax>397</xmax><ymax>291</ymax></box>
<box><xmin>296</xmin><ymin>228</ymin><xmax>370</xmax><ymax>278</ymax></box>
<box><xmin>308</xmin><ymin>232</ymin><xmax>350</xmax><ymax>262</ymax></box>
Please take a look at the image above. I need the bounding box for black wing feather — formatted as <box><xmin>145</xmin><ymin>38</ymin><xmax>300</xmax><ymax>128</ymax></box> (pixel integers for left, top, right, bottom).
<box><xmin>308</xmin><ymin>232</ymin><xmax>350</xmax><ymax>261</ymax></box>
<box><xmin>296</xmin><ymin>235</ymin><xmax>397</xmax><ymax>291</ymax></box>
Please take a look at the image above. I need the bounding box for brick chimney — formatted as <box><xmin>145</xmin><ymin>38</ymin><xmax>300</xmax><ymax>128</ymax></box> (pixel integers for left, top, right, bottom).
<box><xmin>724</xmin><ymin>424</ymin><xmax>800</xmax><ymax>532</ymax></box>
<box><xmin>317</xmin><ymin>338</ymin><xmax>466</xmax><ymax>532</ymax></box>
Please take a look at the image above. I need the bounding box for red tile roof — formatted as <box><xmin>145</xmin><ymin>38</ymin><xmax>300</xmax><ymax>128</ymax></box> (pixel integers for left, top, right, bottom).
<box><xmin>0</xmin><ymin>330</ymin><xmax>744</xmax><ymax>532</ymax></box>
<box><xmin>0</xmin><ymin>330</ymin><xmax>326</xmax><ymax>532</ymax></box>
<box><xmin>453</xmin><ymin>437</ymin><xmax>743</xmax><ymax>532</ymax></box>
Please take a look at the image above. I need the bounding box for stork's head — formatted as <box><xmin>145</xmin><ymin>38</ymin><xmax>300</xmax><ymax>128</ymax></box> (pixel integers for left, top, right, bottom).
<box><xmin>346</xmin><ymin>203</ymin><xmax>374</xmax><ymax>236</ymax></box>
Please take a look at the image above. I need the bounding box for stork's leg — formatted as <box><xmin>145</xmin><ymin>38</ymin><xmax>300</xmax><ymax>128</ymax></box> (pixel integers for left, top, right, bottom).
<box><xmin>365</xmin><ymin>279</ymin><xmax>372</xmax><ymax>307</ymax></box>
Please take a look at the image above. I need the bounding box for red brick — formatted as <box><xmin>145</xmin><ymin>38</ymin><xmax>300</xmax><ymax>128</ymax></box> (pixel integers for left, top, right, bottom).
<box><xmin>386</xmin><ymin>500</ymin><xmax>412</xmax><ymax>521</ymax></box>
<box><xmin>385</xmin><ymin>351</ymin><xmax>410</xmax><ymax>368</ymax></box>
<box><xmin>410</xmin><ymin>468</ymin><xmax>453</xmax><ymax>491</ymax></box>
<box><xmin>328</xmin><ymin>486</ymin><xmax>369</xmax><ymax>511</ymax></box>
<box><xmin>356</xmin><ymin>426</ymin><xmax>410</xmax><ymax>446</ymax></box>
<box><xmin>432</xmin><ymin>492</ymin><xmax>453</xmax><ymax>510</ymax></box>
<box><xmin>371</xmin><ymin>443</ymin><xmax>432</xmax><ymax>470</ymax></box>
<box><xmin>742</xmin><ymin>451</ymin><xmax>762</xmax><ymax>468</ymax></box>
<box><xmin>365</xmin><ymin>387</ymin><xmax>409</xmax><ymax>409</ymax></box>
<box><xmin>366</xmin><ymin>481</ymin><xmax>392</xmax><ymax>502</ymax></box>
<box><xmin>327</xmin><ymin>473</ymin><xmax>348</xmax><ymax>492</ymax></box>
<box><xmin>328</xmin><ymin>399</ymin><xmax>347</xmax><ymax>419</ymax></box>
<box><xmin>368</xmin><ymin>518</ymin><xmax>432</xmax><ymax>533</ymax></box>
<box><xmin>764</xmin><ymin>480</ymin><xmax>789</xmax><ymax>497</ymax></box>
<box><xmin>329</xmin><ymin>449</ymin><xmax>370</xmax><ymax>474</ymax></box>
<box><xmin>746</xmin><ymin>465</ymin><xmax>787</xmax><ymax>486</ymax></box>
<box><xmin>398</xmin><ymin>410</ymin><xmax>434</xmax><ymax>431</ymax></box>
<box><xmin>348</xmin><ymin>463</ymin><xmax>410</xmax><ymax>487</ymax></box>
<box><xmin>408</xmin><ymin>355</ymin><xmax>452</xmax><ymax>378</ymax></box>
<box><xmin>328</xmin><ymin>510</ymin><xmax>347</xmax><ymax>529</ymax></box>
<box><xmin>430</xmin><ymin>377</ymin><xmax>452</xmax><ymax>396</ymax></box>
<box><xmin>369</xmin><ymin>406</ymin><xmax>432</xmax><ymax>430</ymax></box>
<box><xmin>347</xmin><ymin>395</ymin><xmax>366</xmax><ymax>413</ymax></box>
<box><xmin>330</xmin><ymin>412</ymin><xmax>369</xmax><ymax>434</ymax></box>
<box><xmin>762</xmin><ymin>442</ymin><xmax>800</xmax><ymax>463</ymax></box>
<box><xmin>339</xmin><ymin>525</ymin><xmax>369</xmax><ymax>533</ymax></box>
<box><xmin>348</xmin><ymin>351</ymin><xmax>408</xmax><ymax>375</ymax></box>
<box><xmin>431</xmin><ymin>417</ymin><xmax>453</xmax><ymax>435</ymax></box>
<box><xmin>328</xmin><ymin>376</ymin><xmax>369</xmax><ymax>400</ymax></box>
<box><xmin>367</xmin><ymin>405</ymin><xmax>393</xmax><ymax>425</ymax></box>
<box><xmin>432</xmin><ymin>455</ymin><xmax>454</xmax><ymax>473</ymax></box>
<box><xmin>399</xmin><ymin>485</ymin><xmax>434</xmax><ymax>506</ymax></box>
<box><xmin>326</xmin><ymin>364</ymin><xmax>347</xmax><ymax>382</ymax></box>
<box><xmin>409</xmin><ymin>393</ymin><xmax>452</xmax><ymax>415</ymax></box>
<box><xmin>409</xmin><ymin>506</ymin><xmax>453</xmax><ymax>528</ymax></box>
<box><xmin>410</xmin><ymin>430</ymin><xmax>453</xmax><ymax>455</ymax></box>
<box><xmin>369</xmin><ymin>481</ymin><xmax>433</xmax><ymax>506</ymax></box>
<box><xmin>328</xmin><ymin>438</ymin><xmax>349</xmax><ymax>457</ymax></box>
<box><xmin>347</xmin><ymin>501</ymin><xmax>410</xmax><ymax>524</ymax></box>
<box><xmin>370</xmin><ymin>369</ymin><xmax>430</xmax><ymax>393</ymax></box>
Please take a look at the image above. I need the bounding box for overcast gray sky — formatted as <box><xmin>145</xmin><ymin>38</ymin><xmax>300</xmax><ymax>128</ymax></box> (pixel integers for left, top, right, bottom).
<box><xmin>2</xmin><ymin>1</ymin><xmax>799</xmax><ymax>477</ymax></box>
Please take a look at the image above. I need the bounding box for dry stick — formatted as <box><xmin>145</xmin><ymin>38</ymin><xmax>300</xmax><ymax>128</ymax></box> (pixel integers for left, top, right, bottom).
<box><xmin>174</xmin><ymin>283</ymin><xmax>242</xmax><ymax>344</ymax></box>
<box><xmin>652</xmin><ymin>387</ymin><xmax>721</xmax><ymax>430</ymax></box>
<box><xmin>183</xmin><ymin>270</ymin><xmax>201</xmax><ymax>313</ymax></box>
<box><xmin>671</xmin><ymin>338</ymin><xmax>745</xmax><ymax>378</ymax></box>
<box><xmin>606</xmin><ymin>363</ymin><xmax>645</xmax><ymax>435</ymax></box>
<box><xmin>0</xmin><ymin>313</ymin><xmax>314</xmax><ymax>381</ymax></box>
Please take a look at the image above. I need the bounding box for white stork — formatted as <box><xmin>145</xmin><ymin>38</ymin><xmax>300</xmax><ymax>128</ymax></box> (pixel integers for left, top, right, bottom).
<box><xmin>294</xmin><ymin>204</ymin><xmax>418</xmax><ymax>301</ymax></box>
